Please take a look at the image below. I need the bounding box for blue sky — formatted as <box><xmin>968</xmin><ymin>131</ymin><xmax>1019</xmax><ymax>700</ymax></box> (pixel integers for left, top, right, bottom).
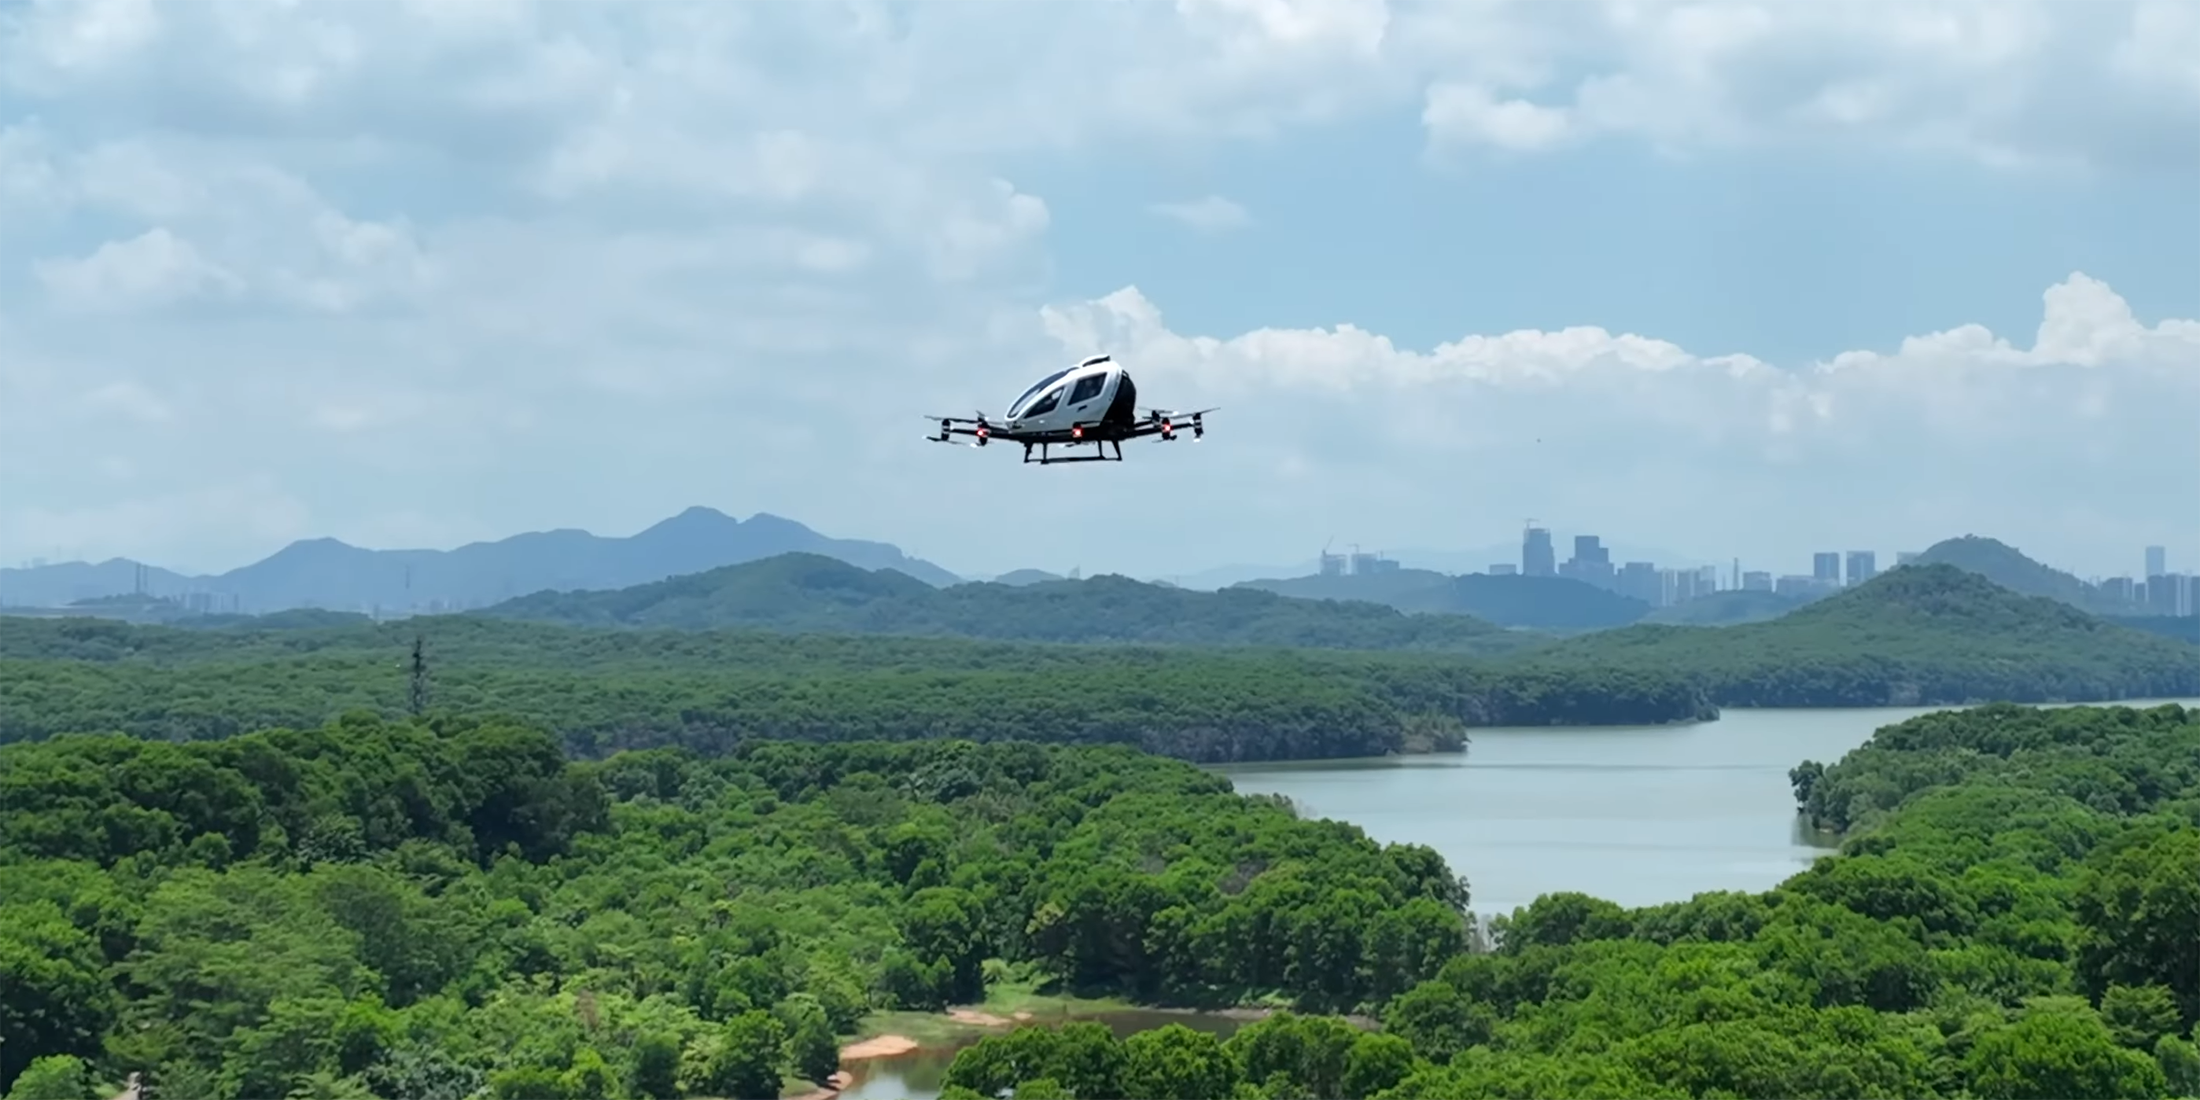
<box><xmin>1</xmin><ymin>0</ymin><xmax>2196</xmax><ymax>583</ymax></box>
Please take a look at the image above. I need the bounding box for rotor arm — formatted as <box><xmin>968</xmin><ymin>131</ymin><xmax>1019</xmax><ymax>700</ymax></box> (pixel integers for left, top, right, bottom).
<box><xmin>1122</xmin><ymin>407</ymin><xmax>1214</xmax><ymax>441</ymax></box>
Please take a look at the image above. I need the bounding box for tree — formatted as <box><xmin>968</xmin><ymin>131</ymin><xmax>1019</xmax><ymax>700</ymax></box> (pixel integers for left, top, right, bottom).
<box><xmin>487</xmin><ymin>1067</ymin><xmax>569</xmax><ymax>1100</ymax></box>
<box><xmin>0</xmin><ymin>903</ymin><xmax>115</xmax><ymax>1095</ymax></box>
<box><xmin>627</xmin><ymin>1034</ymin><xmax>681</xmax><ymax>1100</ymax></box>
<box><xmin>1964</xmin><ymin>1011</ymin><xmax>2169</xmax><ymax>1100</ymax></box>
<box><xmin>2076</xmin><ymin>829</ymin><xmax>2200</xmax><ymax>1023</ymax></box>
<box><xmin>701</xmin><ymin>1011</ymin><xmax>787</xmax><ymax>1100</ymax></box>
<box><xmin>774</xmin><ymin>996</ymin><xmax>839</xmax><ymax>1085</ymax></box>
<box><xmin>1120</xmin><ymin>1025</ymin><xmax>1240</xmax><ymax>1100</ymax></box>
<box><xmin>2099</xmin><ymin>984</ymin><xmax>2183</xmax><ymax>1050</ymax></box>
<box><xmin>1</xmin><ymin>1056</ymin><xmax>96</xmax><ymax>1100</ymax></box>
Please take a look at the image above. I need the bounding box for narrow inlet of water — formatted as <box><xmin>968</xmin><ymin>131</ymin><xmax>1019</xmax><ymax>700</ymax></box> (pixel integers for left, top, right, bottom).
<box><xmin>1213</xmin><ymin>700</ymin><xmax>2197</xmax><ymax>916</ymax></box>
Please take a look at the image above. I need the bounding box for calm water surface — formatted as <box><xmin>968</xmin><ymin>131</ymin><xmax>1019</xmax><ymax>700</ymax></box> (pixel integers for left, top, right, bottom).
<box><xmin>838</xmin><ymin>1010</ymin><xmax>1246</xmax><ymax>1100</ymax></box>
<box><xmin>840</xmin><ymin>698</ymin><xmax>2196</xmax><ymax>1099</ymax></box>
<box><xmin>1213</xmin><ymin>700</ymin><xmax>2199</xmax><ymax>917</ymax></box>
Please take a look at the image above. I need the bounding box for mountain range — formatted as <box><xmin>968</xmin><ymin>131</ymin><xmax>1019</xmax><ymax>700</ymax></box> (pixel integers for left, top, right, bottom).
<box><xmin>3</xmin><ymin>505</ymin><xmax>2188</xmax><ymax>640</ymax></box>
<box><xmin>1233</xmin><ymin>569</ymin><xmax>1651</xmax><ymax>631</ymax></box>
<box><xmin>476</xmin><ymin>551</ymin><xmax>1535</xmax><ymax>654</ymax></box>
<box><xmin>0</xmin><ymin>507</ymin><xmax>959</xmax><ymax>613</ymax></box>
<box><xmin>1533</xmin><ymin>563</ymin><xmax>2200</xmax><ymax>704</ymax></box>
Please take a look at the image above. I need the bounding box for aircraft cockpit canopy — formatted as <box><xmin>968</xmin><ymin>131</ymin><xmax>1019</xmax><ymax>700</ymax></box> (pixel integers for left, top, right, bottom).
<box><xmin>1008</xmin><ymin>369</ymin><xmax>1070</xmax><ymax>419</ymax></box>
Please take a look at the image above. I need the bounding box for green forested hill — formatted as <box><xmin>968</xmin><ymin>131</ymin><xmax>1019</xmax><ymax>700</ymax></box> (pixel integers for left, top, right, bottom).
<box><xmin>1640</xmin><ymin>589</ymin><xmax>1811</xmax><ymax>626</ymax></box>
<box><xmin>478</xmin><ymin>552</ymin><xmax>1540</xmax><ymax>655</ymax></box>
<box><xmin>0</xmin><ymin>722</ymin><xmax>1472</xmax><ymax>1099</ymax></box>
<box><xmin>1324</xmin><ymin>700</ymin><xmax>2200</xmax><ymax>1100</ymax></box>
<box><xmin>4</xmin><ymin>684</ymin><xmax>2198</xmax><ymax>1097</ymax></box>
<box><xmin>1233</xmin><ymin>569</ymin><xmax>1649</xmax><ymax>631</ymax></box>
<box><xmin>1527</xmin><ymin>564</ymin><xmax>2200</xmax><ymax>706</ymax></box>
<box><xmin>1913</xmin><ymin>535</ymin><xmax>2131</xmax><ymax>614</ymax></box>
<box><xmin>2108</xmin><ymin>614</ymin><xmax>2200</xmax><ymax>645</ymax></box>
<box><xmin>0</xmin><ymin>615</ymin><xmax>1710</xmax><ymax>762</ymax></box>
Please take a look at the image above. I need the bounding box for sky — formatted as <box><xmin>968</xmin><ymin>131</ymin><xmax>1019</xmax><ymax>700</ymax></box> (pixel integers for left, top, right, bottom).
<box><xmin>1</xmin><ymin>0</ymin><xmax>2197</xmax><ymax>583</ymax></box>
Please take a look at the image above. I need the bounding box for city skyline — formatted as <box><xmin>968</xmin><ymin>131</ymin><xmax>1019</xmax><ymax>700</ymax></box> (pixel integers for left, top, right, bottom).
<box><xmin>9</xmin><ymin>509</ymin><xmax>2192</xmax><ymax>603</ymax></box>
<box><xmin>1503</xmin><ymin>523</ymin><xmax>2195</xmax><ymax>615</ymax></box>
<box><xmin>12</xmin><ymin>520</ymin><xmax>2199</xmax><ymax>622</ymax></box>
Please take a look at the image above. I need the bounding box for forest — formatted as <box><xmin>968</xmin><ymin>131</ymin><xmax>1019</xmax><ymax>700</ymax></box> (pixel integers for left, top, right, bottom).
<box><xmin>936</xmin><ymin>700</ymin><xmax>2200</xmax><ymax>1100</ymax></box>
<box><xmin>1528</xmin><ymin>565</ymin><xmax>2200</xmax><ymax>706</ymax></box>
<box><xmin>3</xmin><ymin>699</ymin><xmax>2196</xmax><ymax>1100</ymax></box>
<box><xmin>473</xmin><ymin>553</ymin><xmax>1541</xmax><ymax>656</ymax></box>
<box><xmin>0</xmin><ymin>720</ymin><xmax>1470</xmax><ymax>1100</ymax></box>
<box><xmin>0</xmin><ymin>615</ymin><xmax>1711</xmax><ymax>762</ymax></box>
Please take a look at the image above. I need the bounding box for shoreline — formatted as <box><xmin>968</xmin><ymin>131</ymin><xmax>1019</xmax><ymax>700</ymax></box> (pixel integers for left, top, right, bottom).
<box><xmin>786</xmin><ymin>1000</ymin><xmax>1359</xmax><ymax>1100</ymax></box>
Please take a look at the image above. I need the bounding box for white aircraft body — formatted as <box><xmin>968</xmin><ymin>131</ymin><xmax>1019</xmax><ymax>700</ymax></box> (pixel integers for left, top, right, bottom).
<box><xmin>926</xmin><ymin>355</ymin><xmax>1215</xmax><ymax>465</ymax></box>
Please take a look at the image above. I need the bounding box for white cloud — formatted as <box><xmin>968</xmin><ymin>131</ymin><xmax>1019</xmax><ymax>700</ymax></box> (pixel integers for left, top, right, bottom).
<box><xmin>1149</xmin><ymin>196</ymin><xmax>1254</xmax><ymax>234</ymax></box>
<box><xmin>1029</xmin><ymin>271</ymin><xmax>2200</xmax><ymax>572</ymax></box>
<box><xmin>1423</xmin><ymin>84</ymin><xmax>1575</xmax><ymax>153</ymax></box>
<box><xmin>0</xmin><ymin>0</ymin><xmax>2193</xmax><ymax>579</ymax></box>
<box><xmin>34</xmin><ymin>227</ymin><xmax>243</xmax><ymax>310</ymax></box>
<box><xmin>1406</xmin><ymin>1</ymin><xmax>2199</xmax><ymax>172</ymax></box>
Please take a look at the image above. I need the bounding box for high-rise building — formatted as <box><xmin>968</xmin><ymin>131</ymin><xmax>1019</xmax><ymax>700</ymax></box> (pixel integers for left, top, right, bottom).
<box><xmin>2146</xmin><ymin>546</ymin><xmax>2167</xmax><ymax>579</ymax></box>
<box><xmin>1776</xmin><ymin>574</ymin><xmax>1819</xmax><ymax>597</ymax></box>
<box><xmin>1522</xmin><ymin>526</ymin><xmax>1555</xmax><ymax>577</ymax></box>
<box><xmin>1619</xmin><ymin>562</ymin><xmax>1660</xmax><ymax>604</ymax></box>
<box><xmin>1488</xmin><ymin>563</ymin><xmax>1518</xmax><ymax>575</ymax></box>
<box><xmin>1743</xmin><ymin>571</ymin><xmax>1773</xmax><ymax>591</ymax></box>
<box><xmin>1663</xmin><ymin>567</ymin><xmax>1715</xmax><ymax>607</ymax></box>
<box><xmin>2146</xmin><ymin>575</ymin><xmax>2179</xmax><ymax>615</ymax></box>
<box><xmin>1812</xmin><ymin>552</ymin><xmax>1841</xmax><ymax>584</ymax></box>
<box><xmin>1895</xmin><ymin>551</ymin><xmax>1921</xmax><ymax>566</ymax></box>
<box><xmin>1561</xmin><ymin>535</ymin><xmax>1614</xmax><ymax>588</ymax></box>
<box><xmin>1846</xmin><ymin>551</ymin><xmax>1878</xmax><ymax>587</ymax></box>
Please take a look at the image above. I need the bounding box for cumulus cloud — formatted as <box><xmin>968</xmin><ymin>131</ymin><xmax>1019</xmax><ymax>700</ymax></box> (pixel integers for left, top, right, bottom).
<box><xmin>0</xmin><ymin>0</ymin><xmax>2193</xmax><ymax>578</ymax></box>
<box><xmin>1032</xmin><ymin>272</ymin><xmax>2200</xmax><ymax>571</ymax></box>
<box><xmin>1149</xmin><ymin>196</ymin><xmax>1254</xmax><ymax>234</ymax></box>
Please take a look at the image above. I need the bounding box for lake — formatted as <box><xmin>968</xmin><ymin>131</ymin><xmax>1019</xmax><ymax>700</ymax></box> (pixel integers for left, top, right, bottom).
<box><xmin>1214</xmin><ymin>700</ymin><xmax>2199</xmax><ymax>916</ymax></box>
<box><xmin>837</xmin><ymin>1008</ymin><xmax>1250</xmax><ymax>1100</ymax></box>
<box><xmin>835</xmin><ymin>698</ymin><xmax>2196</xmax><ymax>1099</ymax></box>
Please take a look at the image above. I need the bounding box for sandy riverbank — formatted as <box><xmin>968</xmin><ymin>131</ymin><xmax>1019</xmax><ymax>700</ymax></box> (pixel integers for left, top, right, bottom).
<box><xmin>786</xmin><ymin>1006</ymin><xmax>1042</xmax><ymax>1100</ymax></box>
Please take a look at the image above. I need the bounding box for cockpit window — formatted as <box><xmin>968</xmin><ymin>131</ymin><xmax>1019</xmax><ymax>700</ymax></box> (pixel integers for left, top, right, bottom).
<box><xmin>1008</xmin><ymin>369</ymin><xmax>1069</xmax><ymax>417</ymax></box>
<box><xmin>1020</xmin><ymin>385</ymin><xmax>1064</xmax><ymax>419</ymax></box>
<box><xmin>1067</xmin><ymin>372</ymin><xmax>1107</xmax><ymax>406</ymax></box>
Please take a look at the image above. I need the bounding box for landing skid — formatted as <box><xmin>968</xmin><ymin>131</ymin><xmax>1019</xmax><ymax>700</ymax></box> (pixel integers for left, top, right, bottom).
<box><xmin>1024</xmin><ymin>440</ymin><xmax>1124</xmax><ymax>464</ymax></box>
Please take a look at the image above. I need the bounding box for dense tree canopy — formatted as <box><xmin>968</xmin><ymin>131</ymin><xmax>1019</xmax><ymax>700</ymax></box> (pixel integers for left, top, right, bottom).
<box><xmin>0</xmin><ymin>721</ymin><xmax>1474</xmax><ymax>1098</ymax></box>
<box><xmin>0</xmin><ymin>615</ymin><xmax>1710</xmax><ymax>763</ymax></box>
<box><xmin>478</xmin><ymin>553</ymin><xmax>1543</xmax><ymax>655</ymax></box>
<box><xmin>931</xmin><ymin>703</ymin><xmax>2200</xmax><ymax>1100</ymax></box>
<box><xmin>6</xmin><ymin>598</ymin><xmax>2198</xmax><ymax>1099</ymax></box>
<box><xmin>1531</xmin><ymin>565</ymin><xmax>2200</xmax><ymax>706</ymax></box>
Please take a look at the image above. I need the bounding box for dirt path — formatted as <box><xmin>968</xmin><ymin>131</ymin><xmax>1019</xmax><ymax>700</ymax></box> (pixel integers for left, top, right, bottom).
<box><xmin>788</xmin><ymin>1008</ymin><xmax>1040</xmax><ymax>1099</ymax></box>
<box><xmin>943</xmin><ymin>1007</ymin><xmax>1035</xmax><ymax>1028</ymax></box>
<box><xmin>838</xmin><ymin>1034</ymin><xmax>920</xmax><ymax>1060</ymax></box>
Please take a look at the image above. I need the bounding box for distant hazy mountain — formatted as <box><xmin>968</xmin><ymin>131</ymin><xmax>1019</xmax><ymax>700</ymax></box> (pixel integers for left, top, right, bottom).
<box><xmin>0</xmin><ymin>507</ymin><xmax>960</xmax><ymax>613</ymax></box>
<box><xmin>1910</xmin><ymin>535</ymin><xmax>2129</xmax><ymax>614</ymax></box>
<box><xmin>1143</xmin><ymin>562</ymin><xmax>1318</xmax><ymax>591</ymax></box>
<box><xmin>1642</xmin><ymin>589</ymin><xmax>1815</xmax><ymax>627</ymax></box>
<box><xmin>988</xmin><ymin>569</ymin><xmax>1066</xmax><ymax>586</ymax></box>
<box><xmin>1234</xmin><ymin>568</ymin><xmax>1650</xmax><ymax>631</ymax></box>
<box><xmin>480</xmin><ymin>551</ymin><xmax>1541</xmax><ymax>654</ymax></box>
<box><xmin>0</xmin><ymin>559</ymin><xmax>202</xmax><ymax>608</ymax></box>
<box><xmin>1538</xmin><ymin>564</ymin><xmax>2200</xmax><ymax>705</ymax></box>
